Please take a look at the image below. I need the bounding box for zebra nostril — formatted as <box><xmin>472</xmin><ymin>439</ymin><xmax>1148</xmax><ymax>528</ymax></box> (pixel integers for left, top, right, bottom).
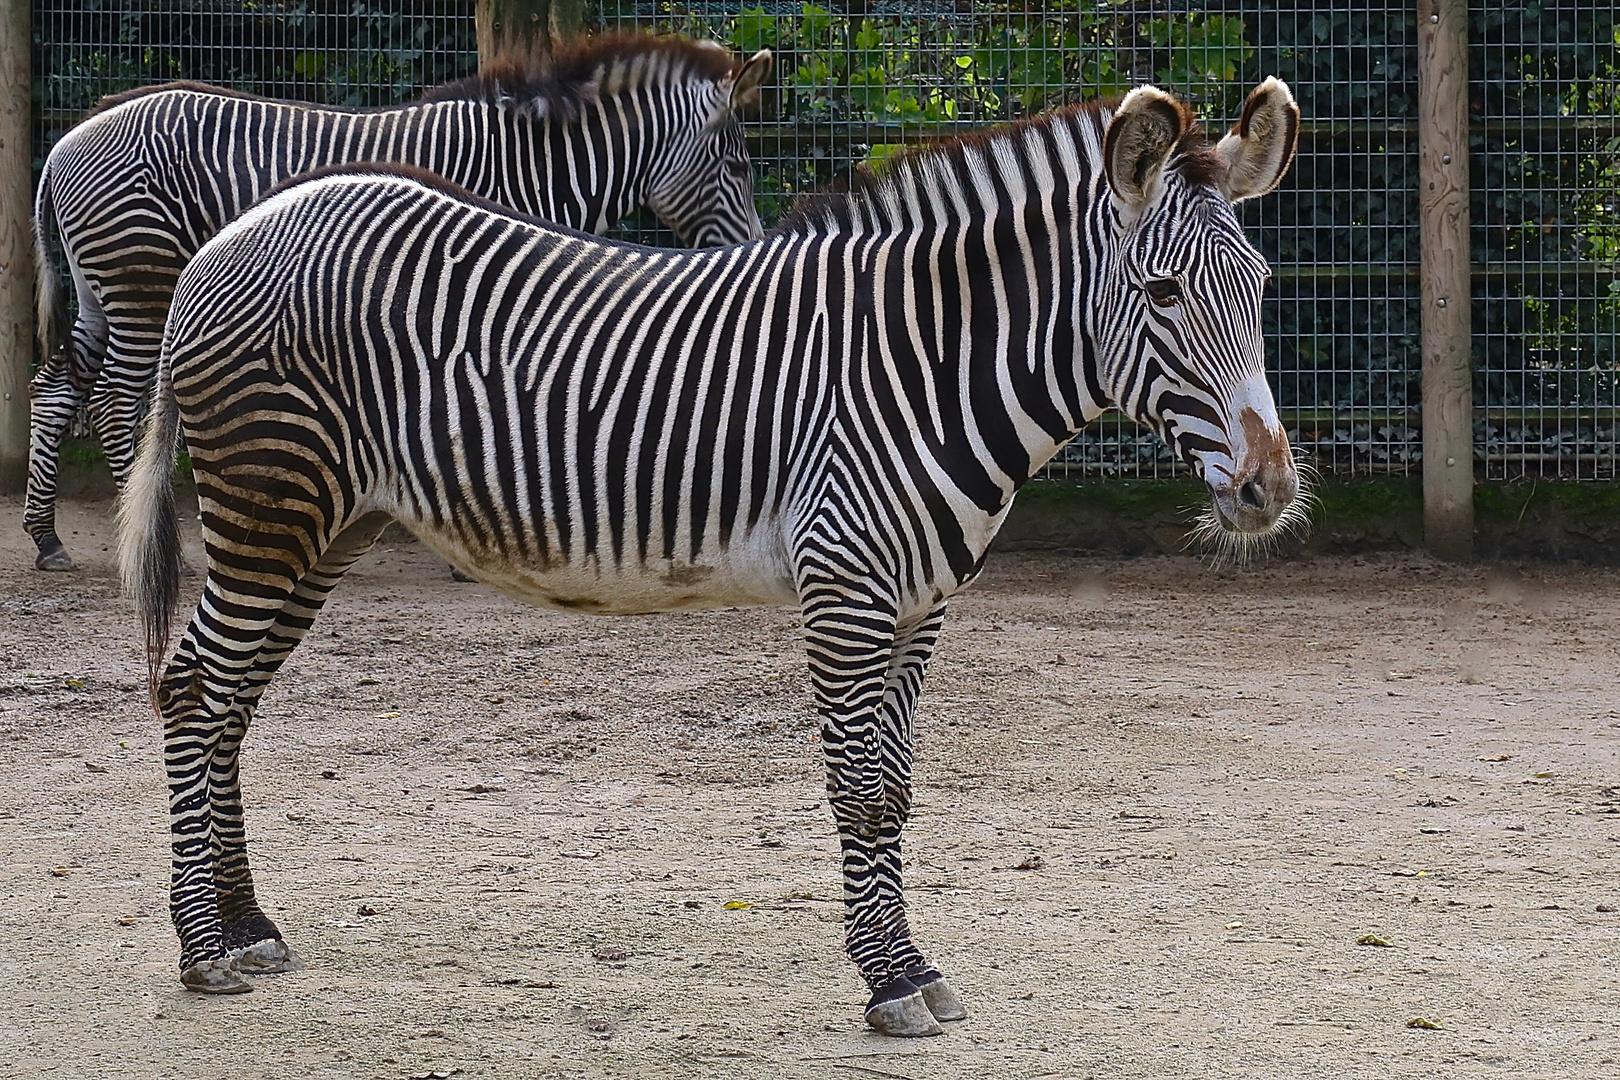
<box><xmin>1238</xmin><ymin>480</ymin><xmax>1264</xmax><ymax>510</ymax></box>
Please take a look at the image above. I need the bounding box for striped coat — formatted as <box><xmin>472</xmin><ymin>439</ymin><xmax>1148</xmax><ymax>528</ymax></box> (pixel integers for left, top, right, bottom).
<box><xmin>122</xmin><ymin>80</ymin><xmax>1302</xmax><ymax>1036</ymax></box>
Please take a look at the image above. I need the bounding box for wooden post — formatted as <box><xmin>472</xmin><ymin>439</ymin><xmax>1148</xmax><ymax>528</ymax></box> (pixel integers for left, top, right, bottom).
<box><xmin>477</xmin><ymin>0</ymin><xmax>585</xmax><ymax>71</ymax></box>
<box><xmin>0</xmin><ymin>0</ymin><xmax>30</xmax><ymax>493</ymax></box>
<box><xmin>1418</xmin><ymin>0</ymin><xmax>1473</xmax><ymax>560</ymax></box>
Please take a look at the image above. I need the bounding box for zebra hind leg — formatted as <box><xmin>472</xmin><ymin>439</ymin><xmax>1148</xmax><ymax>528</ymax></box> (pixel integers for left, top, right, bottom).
<box><xmin>25</xmin><ymin>270</ymin><xmax>111</xmax><ymax>570</ymax></box>
<box><xmin>160</xmin><ymin>525</ymin><xmax>342</xmax><ymax>993</ymax></box>
<box><xmin>24</xmin><ymin>360</ymin><xmax>88</xmax><ymax>570</ymax></box>
<box><xmin>159</xmin><ymin>625</ymin><xmax>267</xmax><ymax>995</ymax></box>
<box><xmin>23</xmin><ymin>318</ymin><xmax>106</xmax><ymax>570</ymax></box>
<box><xmin>208</xmin><ymin>513</ymin><xmax>393</xmax><ymax>977</ymax></box>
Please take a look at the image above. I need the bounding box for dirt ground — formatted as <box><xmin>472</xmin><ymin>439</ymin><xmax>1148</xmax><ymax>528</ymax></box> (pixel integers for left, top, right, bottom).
<box><xmin>0</xmin><ymin>494</ymin><xmax>1617</xmax><ymax>1080</ymax></box>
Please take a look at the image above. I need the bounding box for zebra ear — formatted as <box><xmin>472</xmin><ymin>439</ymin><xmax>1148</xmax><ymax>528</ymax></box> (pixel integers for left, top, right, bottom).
<box><xmin>1103</xmin><ymin>85</ymin><xmax>1189</xmax><ymax>219</ymax></box>
<box><xmin>726</xmin><ymin>49</ymin><xmax>773</xmax><ymax>111</ymax></box>
<box><xmin>1214</xmin><ymin>78</ymin><xmax>1300</xmax><ymax>203</ymax></box>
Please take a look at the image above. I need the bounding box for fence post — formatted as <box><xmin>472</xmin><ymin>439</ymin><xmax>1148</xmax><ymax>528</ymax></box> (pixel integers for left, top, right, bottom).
<box><xmin>0</xmin><ymin>0</ymin><xmax>30</xmax><ymax>493</ymax></box>
<box><xmin>1418</xmin><ymin>0</ymin><xmax>1473</xmax><ymax>560</ymax></box>
<box><xmin>477</xmin><ymin>1</ymin><xmax>585</xmax><ymax>71</ymax></box>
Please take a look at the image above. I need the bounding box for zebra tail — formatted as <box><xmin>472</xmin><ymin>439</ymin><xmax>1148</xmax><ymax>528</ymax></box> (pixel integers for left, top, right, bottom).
<box><xmin>118</xmin><ymin>362</ymin><xmax>183</xmax><ymax>702</ymax></box>
<box><xmin>33</xmin><ymin>160</ymin><xmax>70</xmax><ymax>369</ymax></box>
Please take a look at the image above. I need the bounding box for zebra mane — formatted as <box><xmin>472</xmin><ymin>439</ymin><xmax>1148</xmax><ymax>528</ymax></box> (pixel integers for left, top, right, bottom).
<box><xmin>424</xmin><ymin>33</ymin><xmax>739</xmax><ymax>120</ymax></box>
<box><xmin>774</xmin><ymin>96</ymin><xmax>1221</xmax><ymax>236</ymax></box>
<box><xmin>85</xmin><ymin>34</ymin><xmax>735</xmax><ymax>124</ymax></box>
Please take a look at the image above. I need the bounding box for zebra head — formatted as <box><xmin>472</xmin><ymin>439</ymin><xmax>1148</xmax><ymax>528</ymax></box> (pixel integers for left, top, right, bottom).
<box><xmin>644</xmin><ymin>47</ymin><xmax>772</xmax><ymax>247</ymax></box>
<box><xmin>1095</xmin><ymin>79</ymin><xmax>1302</xmax><ymax>540</ymax></box>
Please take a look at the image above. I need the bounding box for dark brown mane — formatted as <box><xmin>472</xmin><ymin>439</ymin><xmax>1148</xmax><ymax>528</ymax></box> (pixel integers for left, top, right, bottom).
<box><xmin>423</xmin><ymin>32</ymin><xmax>737</xmax><ymax>117</ymax></box>
<box><xmin>774</xmin><ymin>95</ymin><xmax>1220</xmax><ymax>235</ymax></box>
<box><xmin>84</xmin><ymin>33</ymin><xmax>736</xmax><ymax>124</ymax></box>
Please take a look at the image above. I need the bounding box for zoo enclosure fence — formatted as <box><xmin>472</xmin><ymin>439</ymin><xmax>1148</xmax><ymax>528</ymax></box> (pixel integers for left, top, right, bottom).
<box><xmin>27</xmin><ymin>1</ymin><xmax>1620</xmax><ymax>483</ymax></box>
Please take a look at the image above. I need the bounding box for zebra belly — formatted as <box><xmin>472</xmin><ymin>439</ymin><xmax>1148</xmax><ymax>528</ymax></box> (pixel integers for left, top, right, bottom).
<box><xmin>407</xmin><ymin>523</ymin><xmax>801</xmax><ymax>615</ymax></box>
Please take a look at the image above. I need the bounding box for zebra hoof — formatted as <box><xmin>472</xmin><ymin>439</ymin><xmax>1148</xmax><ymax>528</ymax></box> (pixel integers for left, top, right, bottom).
<box><xmin>863</xmin><ymin>976</ymin><xmax>944</xmax><ymax>1037</ymax></box>
<box><xmin>33</xmin><ymin>537</ymin><xmax>76</xmax><ymax>572</ymax></box>
<box><xmin>180</xmin><ymin>958</ymin><xmax>253</xmax><ymax>994</ymax></box>
<box><xmin>234</xmin><ymin>937</ymin><xmax>306</xmax><ymax>975</ymax></box>
<box><xmin>907</xmin><ymin>967</ymin><xmax>968</xmax><ymax>1022</ymax></box>
<box><xmin>450</xmin><ymin>566</ymin><xmax>476</xmax><ymax>583</ymax></box>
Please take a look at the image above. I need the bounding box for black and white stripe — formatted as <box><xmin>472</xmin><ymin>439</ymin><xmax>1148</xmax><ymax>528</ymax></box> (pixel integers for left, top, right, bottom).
<box><xmin>28</xmin><ymin>35</ymin><xmax>771</xmax><ymax>571</ymax></box>
<box><xmin>121</xmin><ymin>80</ymin><xmax>1301</xmax><ymax>1034</ymax></box>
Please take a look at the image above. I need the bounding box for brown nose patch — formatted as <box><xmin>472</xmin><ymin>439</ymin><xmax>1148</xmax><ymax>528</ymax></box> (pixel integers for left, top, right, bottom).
<box><xmin>1238</xmin><ymin>407</ymin><xmax>1291</xmax><ymax>471</ymax></box>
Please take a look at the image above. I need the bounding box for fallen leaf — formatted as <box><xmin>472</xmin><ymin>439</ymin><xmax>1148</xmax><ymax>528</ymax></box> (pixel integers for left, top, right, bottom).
<box><xmin>375</xmin><ymin>711</ymin><xmax>401</xmax><ymax>720</ymax></box>
<box><xmin>84</xmin><ymin>762</ymin><xmax>107</xmax><ymax>773</ymax></box>
<box><xmin>63</xmin><ymin>678</ymin><xmax>86</xmax><ymax>690</ymax></box>
<box><xmin>116</xmin><ymin>915</ymin><xmax>136</xmax><ymax>926</ymax></box>
<box><xmin>723</xmin><ymin>901</ymin><xmax>753</xmax><ymax>910</ymax></box>
<box><xmin>1225</xmin><ymin>921</ymin><xmax>1244</xmax><ymax>930</ymax></box>
<box><xmin>1405</xmin><ymin>1016</ymin><xmax>1442</xmax><ymax>1030</ymax></box>
<box><xmin>1357</xmin><ymin>934</ymin><xmax>1395</xmax><ymax>947</ymax></box>
<box><xmin>356</xmin><ymin>905</ymin><xmax>379</xmax><ymax>917</ymax></box>
<box><xmin>49</xmin><ymin>867</ymin><xmax>69</xmax><ymax>878</ymax></box>
<box><xmin>1478</xmin><ymin>754</ymin><xmax>1510</xmax><ymax>762</ymax></box>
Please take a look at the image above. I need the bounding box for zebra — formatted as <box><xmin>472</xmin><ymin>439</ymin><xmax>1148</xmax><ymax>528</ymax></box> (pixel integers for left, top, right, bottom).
<box><xmin>27</xmin><ymin>34</ymin><xmax>772</xmax><ymax>573</ymax></box>
<box><xmin>120</xmin><ymin>79</ymin><xmax>1302</xmax><ymax>1036</ymax></box>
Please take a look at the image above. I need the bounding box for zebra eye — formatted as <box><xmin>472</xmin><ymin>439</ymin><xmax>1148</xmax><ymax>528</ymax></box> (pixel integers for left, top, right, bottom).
<box><xmin>1144</xmin><ymin>278</ymin><xmax>1182</xmax><ymax>307</ymax></box>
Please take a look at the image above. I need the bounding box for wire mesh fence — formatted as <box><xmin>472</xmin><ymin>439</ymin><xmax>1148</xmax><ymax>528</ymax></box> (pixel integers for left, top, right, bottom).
<box><xmin>27</xmin><ymin>2</ymin><xmax>1619</xmax><ymax>480</ymax></box>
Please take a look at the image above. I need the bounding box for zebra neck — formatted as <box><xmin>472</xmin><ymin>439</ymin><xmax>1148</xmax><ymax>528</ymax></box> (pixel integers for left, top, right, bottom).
<box><xmin>283</xmin><ymin>99</ymin><xmax>650</xmax><ymax>235</ymax></box>
<box><xmin>483</xmin><ymin>98</ymin><xmax>651</xmax><ymax>232</ymax></box>
<box><xmin>848</xmin><ymin>126</ymin><xmax>1111</xmax><ymax>508</ymax></box>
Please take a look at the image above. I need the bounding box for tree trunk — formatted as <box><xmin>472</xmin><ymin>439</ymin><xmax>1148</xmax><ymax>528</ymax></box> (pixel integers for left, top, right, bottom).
<box><xmin>0</xmin><ymin>0</ymin><xmax>31</xmax><ymax>492</ymax></box>
<box><xmin>477</xmin><ymin>0</ymin><xmax>586</xmax><ymax>72</ymax></box>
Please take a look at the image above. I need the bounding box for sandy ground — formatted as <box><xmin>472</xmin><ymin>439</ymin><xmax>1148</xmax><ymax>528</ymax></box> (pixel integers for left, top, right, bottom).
<box><xmin>0</xmin><ymin>494</ymin><xmax>1617</xmax><ymax>1080</ymax></box>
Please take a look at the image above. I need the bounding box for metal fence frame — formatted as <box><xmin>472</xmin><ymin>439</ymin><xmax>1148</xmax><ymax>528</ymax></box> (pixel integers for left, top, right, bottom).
<box><xmin>19</xmin><ymin>2</ymin><xmax>1620</xmax><ymax>508</ymax></box>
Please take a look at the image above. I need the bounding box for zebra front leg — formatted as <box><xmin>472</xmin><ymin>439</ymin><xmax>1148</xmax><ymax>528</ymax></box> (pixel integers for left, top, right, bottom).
<box><xmin>873</xmin><ymin>603</ymin><xmax>968</xmax><ymax>1023</ymax></box>
<box><xmin>803</xmin><ymin>592</ymin><xmax>943</xmax><ymax>1038</ymax></box>
<box><xmin>209</xmin><ymin>513</ymin><xmax>391</xmax><ymax>975</ymax></box>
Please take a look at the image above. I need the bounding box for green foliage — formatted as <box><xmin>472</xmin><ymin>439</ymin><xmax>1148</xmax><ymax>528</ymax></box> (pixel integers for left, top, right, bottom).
<box><xmin>1147</xmin><ymin>15</ymin><xmax>1253</xmax><ymax>103</ymax></box>
<box><xmin>33</xmin><ymin>0</ymin><xmax>478</xmax><ymax>163</ymax></box>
